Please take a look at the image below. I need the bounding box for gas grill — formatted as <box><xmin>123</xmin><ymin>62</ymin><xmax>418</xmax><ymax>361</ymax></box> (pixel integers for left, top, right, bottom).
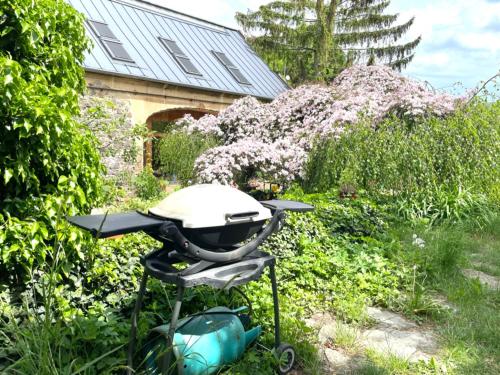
<box><xmin>67</xmin><ymin>184</ymin><xmax>313</xmax><ymax>374</ymax></box>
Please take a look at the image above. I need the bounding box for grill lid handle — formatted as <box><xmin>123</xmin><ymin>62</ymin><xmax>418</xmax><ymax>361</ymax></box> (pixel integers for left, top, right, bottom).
<box><xmin>159</xmin><ymin>210</ymin><xmax>285</xmax><ymax>263</ymax></box>
<box><xmin>225</xmin><ymin>211</ymin><xmax>259</xmax><ymax>223</ymax></box>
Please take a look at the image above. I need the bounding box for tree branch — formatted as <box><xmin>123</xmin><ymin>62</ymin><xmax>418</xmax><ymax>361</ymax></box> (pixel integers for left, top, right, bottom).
<box><xmin>466</xmin><ymin>71</ymin><xmax>500</xmax><ymax>105</ymax></box>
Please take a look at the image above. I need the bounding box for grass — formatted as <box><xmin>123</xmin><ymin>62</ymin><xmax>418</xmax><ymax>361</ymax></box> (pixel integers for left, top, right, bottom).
<box><xmin>331</xmin><ymin>322</ymin><xmax>360</xmax><ymax>353</ymax></box>
<box><xmin>391</xmin><ymin>214</ymin><xmax>500</xmax><ymax>375</ymax></box>
<box><xmin>355</xmin><ymin>349</ymin><xmax>442</xmax><ymax>375</ymax></box>
<box><xmin>313</xmin><ymin>214</ymin><xmax>500</xmax><ymax>375</ymax></box>
<box><xmin>466</xmin><ymin>217</ymin><xmax>500</xmax><ymax>277</ymax></box>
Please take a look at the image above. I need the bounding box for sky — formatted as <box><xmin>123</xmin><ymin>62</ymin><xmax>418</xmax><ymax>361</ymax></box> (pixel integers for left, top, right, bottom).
<box><xmin>153</xmin><ymin>0</ymin><xmax>500</xmax><ymax>93</ymax></box>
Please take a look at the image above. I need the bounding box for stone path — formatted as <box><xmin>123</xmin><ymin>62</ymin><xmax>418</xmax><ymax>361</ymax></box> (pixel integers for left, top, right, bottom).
<box><xmin>303</xmin><ymin>307</ymin><xmax>439</xmax><ymax>374</ymax></box>
<box><xmin>291</xmin><ymin>267</ymin><xmax>499</xmax><ymax>373</ymax></box>
<box><xmin>461</xmin><ymin>268</ymin><xmax>500</xmax><ymax>290</ymax></box>
<box><xmin>361</xmin><ymin>307</ymin><xmax>438</xmax><ymax>362</ymax></box>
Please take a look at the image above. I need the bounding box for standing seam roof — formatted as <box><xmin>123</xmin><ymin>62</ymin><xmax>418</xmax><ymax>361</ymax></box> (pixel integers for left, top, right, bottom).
<box><xmin>68</xmin><ymin>0</ymin><xmax>289</xmax><ymax>100</ymax></box>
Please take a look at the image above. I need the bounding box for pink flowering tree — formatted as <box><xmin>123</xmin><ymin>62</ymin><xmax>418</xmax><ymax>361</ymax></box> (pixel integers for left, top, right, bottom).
<box><xmin>177</xmin><ymin>65</ymin><xmax>459</xmax><ymax>187</ymax></box>
<box><xmin>195</xmin><ymin>140</ymin><xmax>307</xmax><ymax>185</ymax></box>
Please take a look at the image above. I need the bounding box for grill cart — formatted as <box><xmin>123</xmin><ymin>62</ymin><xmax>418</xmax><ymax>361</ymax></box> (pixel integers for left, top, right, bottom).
<box><xmin>68</xmin><ymin>184</ymin><xmax>313</xmax><ymax>374</ymax></box>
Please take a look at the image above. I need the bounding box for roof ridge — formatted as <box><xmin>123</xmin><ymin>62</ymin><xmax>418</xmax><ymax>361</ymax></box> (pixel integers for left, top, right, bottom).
<box><xmin>130</xmin><ymin>0</ymin><xmax>240</xmax><ymax>32</ymax></box>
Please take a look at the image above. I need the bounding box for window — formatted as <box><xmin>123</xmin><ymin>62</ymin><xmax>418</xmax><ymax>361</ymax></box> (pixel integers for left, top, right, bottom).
<box><xmin>212</xmin><ymin>51</ymin><xmax>251</xmax><ymax>85</ymax></box>
<box><xmin>159</xmin><ymin>38</ymin><xmax>202</xmax><ymax>76</ymax></box>
<box><xmin>87</xmin><ymin>20</ymin><xmax>134</xmax><ymax>63</ymax></box>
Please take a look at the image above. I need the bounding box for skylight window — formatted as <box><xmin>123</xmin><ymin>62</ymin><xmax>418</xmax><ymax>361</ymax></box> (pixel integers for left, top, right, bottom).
<box><xmin>212</xmin><ymin>51</ymin><xmax>251</xmax><ymax>85</ymax></box>
<box><xmin>87</xmin><ymin>20</ymin><xmax>134</xmax><ymax>63</ymax></box>
<box><xmin>159</xmin><ymin>38</ymin><xmax>202</xmax><ymax>76</ymax></box>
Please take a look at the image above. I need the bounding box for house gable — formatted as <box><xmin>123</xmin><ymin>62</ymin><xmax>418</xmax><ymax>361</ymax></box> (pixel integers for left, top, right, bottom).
<box><xmin>68</xmin><ymin>0</ymin><xmax>289</xmax><ymax>100</ymax></box>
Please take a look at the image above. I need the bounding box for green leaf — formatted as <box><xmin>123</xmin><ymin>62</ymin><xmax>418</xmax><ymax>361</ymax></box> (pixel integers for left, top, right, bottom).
<box><xmin>4</xmin><ymin>168</ymin><xmax>13</xmax><ymax>184</ymax></box>
<box><xmin>4</xmin><ymin>74</ymin><xmax>13</xmax><ymax>85</ymax></box>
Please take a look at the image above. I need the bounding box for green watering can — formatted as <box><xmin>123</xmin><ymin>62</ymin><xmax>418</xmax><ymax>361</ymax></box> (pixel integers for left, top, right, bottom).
<box><xmin>145</xmin><ymin>306</ymin><xmax>261</xmax><ymax>375</ymax></box>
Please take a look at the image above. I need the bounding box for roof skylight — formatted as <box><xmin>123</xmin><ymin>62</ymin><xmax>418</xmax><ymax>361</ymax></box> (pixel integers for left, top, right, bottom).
<box><xmin>87</xmin><ymin>20</ymin><xmax>134</xmax><ymax>63</ymax></box>
<box><xmin>159</xmin><ymin>38</ymin><xmax>202</xmax><ymax>76</ymax></box>
<box><xmin>212</xmin><ymin>51</ymin><xmax>251</xmax><ymax>85</ymax></box>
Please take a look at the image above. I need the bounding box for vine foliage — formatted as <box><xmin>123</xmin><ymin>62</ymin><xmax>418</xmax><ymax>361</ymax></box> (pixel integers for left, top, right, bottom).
<box><xmin>0</xmin><ymin>0</ymin><xmax>103</xmax><ymax>280</ymax></box>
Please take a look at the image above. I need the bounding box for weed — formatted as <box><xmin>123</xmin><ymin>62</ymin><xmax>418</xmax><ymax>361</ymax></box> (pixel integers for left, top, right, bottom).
<box><xmin>331</xmin><ymin>322</ymin><xmax>360</xmax><ymax>353</ymax></box>
<box><xmin>133</xmin><ymin>167</ymin><xmax>165</xmax><ymax>200</ymax></box>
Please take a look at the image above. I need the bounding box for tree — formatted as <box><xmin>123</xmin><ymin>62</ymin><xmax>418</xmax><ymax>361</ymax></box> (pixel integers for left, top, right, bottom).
<box><xmin>236</xmin><ymin>0</ymin><xmax>421</xmax><ymax>84</ymax></box>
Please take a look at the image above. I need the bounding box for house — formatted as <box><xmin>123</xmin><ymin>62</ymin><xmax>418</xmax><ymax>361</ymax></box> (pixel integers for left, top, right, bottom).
<box><xmin>67</xmin><ymin>0</ymin><xmax>288</xmax><ymax>175</ymax></box>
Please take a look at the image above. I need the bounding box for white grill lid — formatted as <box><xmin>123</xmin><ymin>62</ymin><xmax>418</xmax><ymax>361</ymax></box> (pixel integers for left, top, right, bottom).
<box><xmin>149</xmin><ymin>184</ymin><xmax>272</xmax><ymax>228</ymax></box>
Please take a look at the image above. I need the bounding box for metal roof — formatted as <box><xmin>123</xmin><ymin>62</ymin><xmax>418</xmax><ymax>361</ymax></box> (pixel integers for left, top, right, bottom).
<box><xmin>67</xmin><ymin>0</ymin><xmax>289</xmax><ymax>100</ymax></box>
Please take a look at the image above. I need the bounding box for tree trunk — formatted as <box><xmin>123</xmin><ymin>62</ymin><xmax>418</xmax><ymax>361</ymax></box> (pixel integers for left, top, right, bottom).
<box><xmin>314</xmin><ymin>0</ymin><xmax>337</xmax><ymax>81</ymax></box>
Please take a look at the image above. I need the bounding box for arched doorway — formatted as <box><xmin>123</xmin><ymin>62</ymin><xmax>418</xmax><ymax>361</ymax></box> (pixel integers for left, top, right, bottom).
<box><xmin>144</xmin><ymin>108</ymin><xmax>217</xmax><ymax>171</ymax></box>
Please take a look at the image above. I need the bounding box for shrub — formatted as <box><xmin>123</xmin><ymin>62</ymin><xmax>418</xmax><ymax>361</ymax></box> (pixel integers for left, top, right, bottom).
<box><xmin>0</xmin><ymin>0</ymin><xmax>102</xmax><ymax>209</ymax></box>
<box><xmin>156</xmin><ymin>131</ymin><xmax>218</xmax><ymax>184</ymax></box>
<box><xmin>304</xmin><ymin>99</ymin><xmax>500</xmax><ymax>222</ymax></box>
<box><xmin>194</xmin><ymin>139</ymin><xmax>307</xmax><ymax>186</ymax></box>
<box><xmin>259</xmin><ymin>188</ymin><xmax>403</xmax><ymax>320</ymax></box>
<box><xmin>176</xmin><ymin>65</ymin><xmax>459</xmax><ymax>186</ymax></box>
<box><xmin>0</xmin><ymin>0</ymin><xmax>103</xmax><ymax>282</ymax></box>
<box><xmin>133</xmin><ymin>167</ymin><xmax>164</xmax><ymax>200</ymax></box>
<box><xmin>78</xmin><ymin>96</ymin><xmax>148</xmax><ymax>177</ymax></box>
<box><xmin>0</xmin><ymin>186</ymin><xmax>405</xmax><ymax>373</ymax></box>
<box><xmin>0</xmin><ymin>230</ymin><xmax>159</xmax><ymax>374</ymax></box>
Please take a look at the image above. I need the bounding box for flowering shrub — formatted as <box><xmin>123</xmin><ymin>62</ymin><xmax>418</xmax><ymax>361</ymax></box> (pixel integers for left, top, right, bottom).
<box><xmin>194</xmin><ymin>139</ymin><xmax>307</xmax><ymax>185</ymax></box>
<box><xmin>178</xmin><ymin>65</ymin><xmax>459</xmax><ymax>186</ymax></box>
<box><xmin>177</xmin><ymin>113</ymin><xmax>224</xmax><ymax>138</ymax></box>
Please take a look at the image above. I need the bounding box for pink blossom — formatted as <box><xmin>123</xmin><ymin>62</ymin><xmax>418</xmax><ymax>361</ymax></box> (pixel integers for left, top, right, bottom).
<box><xmin>180</xmin><ymin>65</ymin><xmax>459</xmax><ymax>185</ymax></box>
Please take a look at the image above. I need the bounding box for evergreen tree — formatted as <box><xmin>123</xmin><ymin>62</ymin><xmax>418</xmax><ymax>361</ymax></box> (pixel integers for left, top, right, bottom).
<box><xmin>236</xmin><ymin>0</ymin><xmax>421</xmax><ymax>84</ymax></box>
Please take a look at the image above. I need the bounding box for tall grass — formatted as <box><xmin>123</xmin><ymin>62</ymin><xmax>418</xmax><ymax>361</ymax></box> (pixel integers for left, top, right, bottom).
<box><xmin>156</xmin><ymin>132</ymin><xmax>219</xmax><ymax>184</ymax></box>
<box><xmin>304</xmin><ymin>99</ymin><xmax>500</xmax><ymax>223</ymax></box>
<box><xmin>391</xmin><ymin>213</ymin><xmax>500</xmax><ymax>374</ymax></box>
<box><xmin>0</xmin><ymin>209</ymin><xmax>126</xmax><ymax>375</ymax></box>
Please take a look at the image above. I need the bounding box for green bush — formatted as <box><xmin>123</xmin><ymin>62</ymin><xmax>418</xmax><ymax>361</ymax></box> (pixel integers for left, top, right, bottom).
<box><xmin>0</xmin><ymin>0</ymin><xmax>102</xmax><ymax>209</ymax></box>
<box><xmin>260</xmin><ymin>188</ymin><xmax>403</xmax><ymax>320</ymax></box>
<box><xmin>0</xmin><ymin>188</ymin><xmax>404</xmax><ymax>373</ymax></box>
<box><xmin>133</xmin><ymin>167</ymin><xmax>164</xmax><ymax>200</ymax></box>
<box><xmin>156</xmin><ymin>131</ymin><xmax>219</xmax><ymax>184</ymax></box>
<box><xmin>304</xmin><ymin>99</ymin><xmax>500</xmax><ymax>222</ymax></box>
<box><xmin>0</xmin><ymin>0</ymin><xmax>103</xmax><ymax>282</ymax></box>
<box><xmin>0</xmin><ymin>231</ymin><xmax>159</xmax><ymax>374</ymax></box>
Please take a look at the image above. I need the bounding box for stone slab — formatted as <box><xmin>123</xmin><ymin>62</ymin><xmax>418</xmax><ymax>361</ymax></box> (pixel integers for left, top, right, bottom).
<box><xmin>462</xmin><ymin>269</ymin><xmax>500</xmax><ymax>290</ymax></box>
<box><xmin>367</xmin><ymin>307</ymin><xmax>418</xmax><ymax>330</ymax></box>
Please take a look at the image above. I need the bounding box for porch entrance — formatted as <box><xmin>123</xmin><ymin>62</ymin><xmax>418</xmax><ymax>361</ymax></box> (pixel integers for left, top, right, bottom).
<box><xmin>144</xmin><ymin>108</ymin><xmax>216</xmax><ymax>174</ymax></box>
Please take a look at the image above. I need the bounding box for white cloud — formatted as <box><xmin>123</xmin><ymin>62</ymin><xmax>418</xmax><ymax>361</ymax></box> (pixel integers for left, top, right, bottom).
<box><xmin>458</xmin><ymin>32</ymin><xmax>499</xmax><ymax>52</ymax></box>
<box><xmin>389</xmin><ymin>0</ymin><xmax>500</xmax><ymax>90</ymax></box>
<box><xmin>412</xmin><ymin>52</ymin><xmax>450</xmax><ymax>68</ymax></box>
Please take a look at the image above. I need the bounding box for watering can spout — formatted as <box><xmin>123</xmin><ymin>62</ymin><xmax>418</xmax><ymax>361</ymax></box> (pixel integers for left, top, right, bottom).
<box><xmin>244</xmin><ymin>326</ymin><xmax>262</xmax><ymax>347</ymax></box>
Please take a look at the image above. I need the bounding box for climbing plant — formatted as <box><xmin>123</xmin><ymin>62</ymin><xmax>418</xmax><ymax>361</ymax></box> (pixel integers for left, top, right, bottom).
<box><xmin>0</xmin><ymin>0</ymin><xmax>103</xmax><ymax>280</ymax></box>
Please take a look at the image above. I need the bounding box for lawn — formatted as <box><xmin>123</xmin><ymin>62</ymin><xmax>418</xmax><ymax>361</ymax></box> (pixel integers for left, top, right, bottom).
<box><xmin>357</xmin><ymin>216</ymin><xmax>500</xmax><ymax>375</ymax></box>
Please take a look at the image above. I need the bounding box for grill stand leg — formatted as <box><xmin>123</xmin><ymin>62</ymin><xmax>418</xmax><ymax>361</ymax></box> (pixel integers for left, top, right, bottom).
<box><xmin>161</xmin><ymin>284</ymin><xmax>185</xmax><ymax>375</ymax></box>
<box><xmin>127</xmin><ymin>272</ymin><xmax>149</xmax><ymax>375</ymax></box>
<box><xmin>270</xmin><ymin>264</ymin><xmax>281</xmax><ymax>349</ymax></box>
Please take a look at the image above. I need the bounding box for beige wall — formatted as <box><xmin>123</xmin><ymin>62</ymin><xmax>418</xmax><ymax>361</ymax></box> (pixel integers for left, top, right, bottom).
<box><xmin>84</xmin><ymin>71</ymin><xmax>241</xmax><ymax>172</ymax></box>
<box><xmin>85</xmin><ymin>71</ymin><xmax>239</xmax><ymax>125</ymax></box>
